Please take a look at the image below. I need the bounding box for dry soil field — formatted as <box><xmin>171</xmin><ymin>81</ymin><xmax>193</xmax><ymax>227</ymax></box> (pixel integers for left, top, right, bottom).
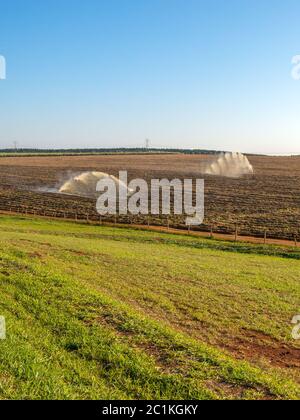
<box><xmin>0</xmin><ymin>153</ymin><xmax>299</xmax><ymax>240</ymax></box>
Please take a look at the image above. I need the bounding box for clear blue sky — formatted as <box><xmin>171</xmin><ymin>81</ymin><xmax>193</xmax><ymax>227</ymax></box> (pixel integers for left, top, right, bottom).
<box><xmin>0</xmin><ymin>0</ymin><xmax>300</xmax><ymax>153</ymax></box>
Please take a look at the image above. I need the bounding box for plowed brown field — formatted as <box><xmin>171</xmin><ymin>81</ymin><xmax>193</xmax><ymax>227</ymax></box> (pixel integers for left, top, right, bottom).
<box><xmin>0</xmin><ymin>153</ymin><xmax>299</xmax><ymax>240</ymax></box>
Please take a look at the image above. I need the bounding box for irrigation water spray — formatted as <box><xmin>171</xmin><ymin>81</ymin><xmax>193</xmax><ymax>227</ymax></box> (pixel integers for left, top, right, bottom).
<box><xmin>59</xmin><ymin>171</ymin><xmax>132</xmax><ymax>198</ymax></box>
<box><xmin>59</xmin><ymin>171</ymin><xmax>205</xmax><ymax>226</ymax></box>
<box><xmin>204</xmin><ymin>152</ymin><xmax>254</xmax><ymax>178</ymax></box>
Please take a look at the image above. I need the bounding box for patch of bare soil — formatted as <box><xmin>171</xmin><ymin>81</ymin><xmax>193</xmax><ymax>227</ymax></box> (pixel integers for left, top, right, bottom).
<box><xmin>221</xmin><ymin>329</ymin><xmax>300</xmax><ymax>370</ymax></box>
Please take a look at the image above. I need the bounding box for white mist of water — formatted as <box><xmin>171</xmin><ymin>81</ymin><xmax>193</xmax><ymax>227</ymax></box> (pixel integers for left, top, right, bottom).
<box><xmin>203</xmin><ymin>152</ymin><xmax>254</xmax><ymax>178</ymax></box>
<box><xmin>59</xmin><ymin>171</ymin><xmax>132</xmax><ymax>198</ymax></box>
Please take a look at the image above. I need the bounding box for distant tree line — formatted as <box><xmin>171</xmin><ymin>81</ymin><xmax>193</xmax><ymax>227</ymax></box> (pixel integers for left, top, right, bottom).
<box><xmin>0</xmin><ymin>148</ymin><xmax>223</xmax><ymax>155</ymax></box>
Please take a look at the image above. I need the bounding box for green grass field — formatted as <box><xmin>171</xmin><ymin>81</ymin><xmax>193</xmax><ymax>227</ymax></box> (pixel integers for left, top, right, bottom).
<box><xmin>0</xmin><ymin>215</ymin><xmax>299</xmax><ymax>400</ymax></box>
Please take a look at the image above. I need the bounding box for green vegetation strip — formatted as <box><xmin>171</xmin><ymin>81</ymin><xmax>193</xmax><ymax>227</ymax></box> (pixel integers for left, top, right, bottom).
<box><xmin>0</xmin><ymin>215</ymin><xmax>299</xmax><ymax>400</ymax></box>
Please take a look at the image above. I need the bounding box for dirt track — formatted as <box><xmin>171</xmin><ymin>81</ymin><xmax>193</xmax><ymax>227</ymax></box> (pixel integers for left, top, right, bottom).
<box><xmin>1</xmin><ymin>209</ymin><xmax>299</xmax><ymax>249</ymax></box>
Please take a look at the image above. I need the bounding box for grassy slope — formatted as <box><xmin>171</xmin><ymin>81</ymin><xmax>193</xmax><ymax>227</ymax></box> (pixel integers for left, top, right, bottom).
<box><xmin>0</xmin><ymin>215</ymin><xmax>299</xmax><ymax>400</ymax></box>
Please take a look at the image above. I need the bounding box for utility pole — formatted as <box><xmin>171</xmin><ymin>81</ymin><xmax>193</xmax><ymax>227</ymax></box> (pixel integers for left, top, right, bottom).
<box><xmin>145</xmin><ymin>138</ymin><xmax>150</xmax><ymax>150</ymax></box>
